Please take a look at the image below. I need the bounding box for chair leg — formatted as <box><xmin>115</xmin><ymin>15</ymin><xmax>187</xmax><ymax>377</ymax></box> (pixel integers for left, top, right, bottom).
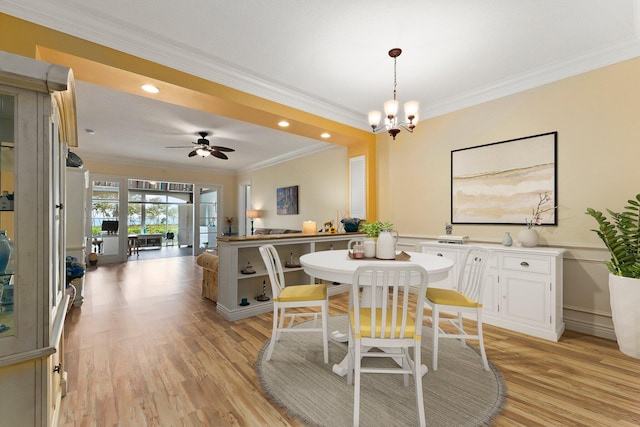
<box><xmin>322</xmin><ymin>299</ymin><xmax>329</xmax><ymax>364</ymax></box>
<box><xmin>432</xmin><ymin>305</ymin><xmax>440</xmax><ymax>371</ymax></box>
<box><xmin>477</xmin><ymin>309</ymin><xmax>490</xmax><ymax>371</ymax></box>
<box><xmin>347</xmin><ymin>326</ymin><xmax>354</xmax><ymax>385</ymax></box>
<box><xmin>266</xmin><ymin>303</ymin><xmax>279</xmax><ymax>361</ymax></box>
<box><xmin>353</xmin><ymin>339</ymin><xmax>362</xmax><ymax>427</ymax></box>
<box><xmin>457</xmin><ymin>312</ymin><xmax>467</xmax><ymax>348</ymax></box>
<box><xmin>414</xmin><ymin>340</ymin><xmax>426</xmax><ymax>427</ymax></box>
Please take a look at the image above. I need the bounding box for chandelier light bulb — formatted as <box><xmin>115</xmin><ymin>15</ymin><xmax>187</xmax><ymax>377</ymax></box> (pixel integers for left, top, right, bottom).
<box><xmin>384</xmin><ymin>99</ymin><xmax>399</xmax><ymax>118</ymax></box>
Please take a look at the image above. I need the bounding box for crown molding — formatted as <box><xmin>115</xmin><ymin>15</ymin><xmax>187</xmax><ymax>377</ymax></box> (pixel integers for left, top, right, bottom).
<box><xmin>238</xmin><ymin>144</ymin><xmax>336</xmax><ymax>174</ymax></box>
<box><xmin>421</xmin><ymin>37</ymin><xmax>640</xmax><ymax>120</ymax></box>
<box><xmin>3</xmin><ymin>2</ymin><xmax>640</xmax><ymax>129</ymax></box>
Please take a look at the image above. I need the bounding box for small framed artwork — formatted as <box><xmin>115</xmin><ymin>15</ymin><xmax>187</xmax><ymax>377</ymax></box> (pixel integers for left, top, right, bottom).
<box><xmin>451</xmin><ymin>132</ymin><xmax>557</xmax><ymax>225</ymax></box>
<box><xmin>277</xmin><ymin>185</ymin><xmax>299</xmax><ymax>215</ymax></box>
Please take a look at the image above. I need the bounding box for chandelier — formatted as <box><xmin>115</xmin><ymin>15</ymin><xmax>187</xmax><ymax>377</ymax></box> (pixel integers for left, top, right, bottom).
<box><xmin>368</xmin><ymin>48</ymin><xmax>419</xmax><ymax>140</ymax></box>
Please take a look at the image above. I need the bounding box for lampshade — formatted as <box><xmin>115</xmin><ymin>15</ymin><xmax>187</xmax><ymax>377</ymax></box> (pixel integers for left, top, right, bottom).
<box><xmin>302</xmin><ymin>221</ymin><xmax>317</xmax><ymax>235</ymax></box>
<box><xmin>196</xmin><ymin>148</ymin><xmax>210</xmax><ymax>157</ymax></box>
<box><xmin>384</xmin><ymin>99</ymin><xmax>399</xmax><ymax>117</ymax></box>
<box><xmin>368</xmin><ymin>111</ymin><xmax>382</xmax><ymax>127</ymax></box>
<box><xmin>404</xmin><ymin>100</ymin><xmax>419</xmax><ymax>119</ymax></box>
<box><xmin>246</xmin><ymin>209</ymin><xmax>261</xmax><ymax>219</ymax></box>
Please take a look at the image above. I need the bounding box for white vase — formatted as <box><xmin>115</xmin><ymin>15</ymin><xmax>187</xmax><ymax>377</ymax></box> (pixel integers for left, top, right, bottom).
<box><xmin>517</xmin><ymin>228</ymin><xmax>539</xmax><ymax>247</ymax></box>
<box><xmin>609</xmin><ymin>273</ymin><xmax>640</xmax><ymax>358</ymax></box>
<box><xmin>376</xmin><ymin>229</ymin><xmax>397</xmax><ymax>259</ymax></box>
<box><xmin>363</xmin><ymin>239</ymin><xmax>376</xmax><ymax>258</ymax></box>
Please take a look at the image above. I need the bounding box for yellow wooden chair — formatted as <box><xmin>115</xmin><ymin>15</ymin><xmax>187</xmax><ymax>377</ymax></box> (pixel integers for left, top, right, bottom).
<box><xmin>425</xmin><ymin>247</ymin><xmax>491</xmax><ymax>371</ymax></box>
<box><xmin>259</xmin><ymin>244</ymin><xmax>329</xmax><ymax>363</ymax></box>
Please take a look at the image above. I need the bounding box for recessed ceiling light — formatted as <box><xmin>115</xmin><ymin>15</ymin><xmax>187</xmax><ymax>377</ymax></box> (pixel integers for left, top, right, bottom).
<box><xmin>320</xmin><ymin>132</ymin><xmax>331</xmax><ymax>139</ymax></box>
<box><xmin>278</xmin><ymin>120</ymin><xmax>290</xmax><ymax>127</ymax></box>
<box><xmin>141</xmin><ymin>84</ymin><xmax>159</xmax><ymax>94</ymax></box>
<box><xmin>85</xmin><ymin>129</ymin><xmax>95</xmax><ymax>135</ymax></box>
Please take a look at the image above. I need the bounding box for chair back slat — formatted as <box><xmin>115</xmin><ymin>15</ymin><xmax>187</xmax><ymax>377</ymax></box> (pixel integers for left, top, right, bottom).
<box><xmin>259</xmin><ymin>244</ymin><xmax>286</xmax><ymax>298</ymax></box>
<box><xmin>457</xmin><ymin>247</ymin><xmax>491</xmax><ymax>301</ymax></box>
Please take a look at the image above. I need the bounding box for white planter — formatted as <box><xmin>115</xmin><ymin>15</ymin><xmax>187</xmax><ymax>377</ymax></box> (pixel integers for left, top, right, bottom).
<box><xmin>609</xmin><ymin>273</ymin><xmax>640</xmax><ymax>358</ymax></box>
<box><xmin>517</xmin><ymin>228</ymin><xmax>539</xmax><ymax>247</ymax></box>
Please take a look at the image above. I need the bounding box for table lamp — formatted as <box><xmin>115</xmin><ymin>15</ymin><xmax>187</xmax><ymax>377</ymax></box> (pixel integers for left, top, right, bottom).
<box><xmin>246</xmin><ymin>209</ymin><xmax>261</xmax><ymax>235</ymax></box>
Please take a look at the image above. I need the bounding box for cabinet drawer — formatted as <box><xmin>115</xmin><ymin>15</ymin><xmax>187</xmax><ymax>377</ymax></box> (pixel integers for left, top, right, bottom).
<box><xmin>501</xmin><ymin>254</ymin><xmax>551</xmax><ymax>274</ymax></box>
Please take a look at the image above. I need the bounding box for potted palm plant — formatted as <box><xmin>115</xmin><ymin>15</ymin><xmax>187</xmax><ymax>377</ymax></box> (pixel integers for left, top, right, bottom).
<box><xmin>586</xmin><ymin>194</ymin><xmax>640</xmax><ymax>358</ymax></box>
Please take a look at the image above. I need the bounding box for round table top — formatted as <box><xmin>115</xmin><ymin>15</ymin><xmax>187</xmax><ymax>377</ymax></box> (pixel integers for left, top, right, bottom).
<box><xmin>299</xmin><ymin>249</ymin><xmax>453</xmax><ymax>284</ymax></box>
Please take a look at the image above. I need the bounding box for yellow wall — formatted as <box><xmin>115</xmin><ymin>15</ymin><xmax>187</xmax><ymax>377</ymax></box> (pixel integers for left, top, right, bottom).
<box><xmin>237</xmin><ymin>146</ymin><xmax>348</xmax><ymax>231</ymax></box>
<box><xmin>377</xmin><ymin>56</ymin><xmax>640</xmax><ymax>337</ymax></box>
<box><xmin>377</xmin><ymin>57</ymin><xmax>640</xmax><ymax>244</ymax></box>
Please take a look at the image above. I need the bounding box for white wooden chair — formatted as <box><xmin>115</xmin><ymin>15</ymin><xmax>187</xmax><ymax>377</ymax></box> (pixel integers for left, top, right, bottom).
<box><xmin>258</xmin><ymin>244</ymin><xmax>329</xmax><ymax>363</ymax></box>
<box><xmin>347</xmin><ymin>263</ymin><xmax>429</xmax><ymax>427</ymax></box>
<box><xmin>424</xmin><ymin>247</ymin><xmax>491</xmax><ymax>371</ymax></box>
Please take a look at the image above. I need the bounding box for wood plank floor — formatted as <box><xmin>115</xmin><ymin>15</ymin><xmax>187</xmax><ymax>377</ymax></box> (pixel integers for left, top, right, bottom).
<box><xmin>59</xmin><ymin>256</ymin><xmax>640</xmax><ymax>426</ymax></box>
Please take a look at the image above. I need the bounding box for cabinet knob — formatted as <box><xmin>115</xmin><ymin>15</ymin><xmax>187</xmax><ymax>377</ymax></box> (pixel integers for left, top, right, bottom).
<box><xmin>55</xmin><ymin>203</ymin><xmax>63</xmax><ymax>209</ymax></box>
<box><xmin>437</xmin><ymin>253</ymin><xmax>443</xmax><ymax>257</ymax></box>
<box><xmin>520</xmin><ymin>261</ymin><xmax>530</xmax><ymax>267</ymax></box>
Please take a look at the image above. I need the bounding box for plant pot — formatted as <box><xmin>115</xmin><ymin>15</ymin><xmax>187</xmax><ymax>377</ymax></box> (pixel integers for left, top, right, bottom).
<box><xmin>517</xmin><ymin>228</ymin><xmax>539</xmax><ymax>247</ymax></box>
<box><xmin>609</xmin><ymin>273</ymin><xmax>640</xmax><ymax>358</ymax></box>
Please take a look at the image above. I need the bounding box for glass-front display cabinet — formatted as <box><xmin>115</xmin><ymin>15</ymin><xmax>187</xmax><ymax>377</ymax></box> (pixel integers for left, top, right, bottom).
<box><xmin>0</xmin><ymin>98</ymin><xmax>14</xmax><ymax>339</ymax></box>
<box><xmin>0</xmin><ymin>51</ymin><xmax>71</xmax><ymax>426</ymax></box>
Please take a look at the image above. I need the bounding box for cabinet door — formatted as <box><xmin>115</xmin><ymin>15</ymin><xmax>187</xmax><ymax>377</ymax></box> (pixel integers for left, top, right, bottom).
<box><xmin>481</xmin><ymin>266</ymin><xmax>500</xmax><ymax>318</ymax></box>
<box><xmin>501</xmin><ymin>271</ymin><xmax>550</xmax><ymax>328</ymax></box>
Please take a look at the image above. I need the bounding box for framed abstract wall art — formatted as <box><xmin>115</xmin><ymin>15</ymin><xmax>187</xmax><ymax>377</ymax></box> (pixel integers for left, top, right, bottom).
<box><xmin>276</xmin><ymin>185</ymin><xmax>299</xmax><ymax>215</ymax></box>
<box><xmin>451</xmin><ymin>132</ymin><xmax>557</xmax><ymax>225</ymax></box>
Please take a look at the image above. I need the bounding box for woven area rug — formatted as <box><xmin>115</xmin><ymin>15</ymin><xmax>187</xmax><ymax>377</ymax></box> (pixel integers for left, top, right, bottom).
<box><xmin>257</xmin><ymin>315</ymin><xmax>506</xmax><ymax>427</ymax></box>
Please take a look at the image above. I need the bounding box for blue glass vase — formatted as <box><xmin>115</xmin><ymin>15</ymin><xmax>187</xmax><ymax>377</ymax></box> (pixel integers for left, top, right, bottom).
<box><xmin>0</xmin><ymin>231</ymin><xmax>12</xmax><ymax>274</ymax></box>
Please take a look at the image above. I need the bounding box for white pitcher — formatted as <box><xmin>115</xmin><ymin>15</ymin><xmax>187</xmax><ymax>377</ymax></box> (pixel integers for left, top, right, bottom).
<box><xmin>376</xmin><ymin>229</ymin><xmax>398</xmax><ymax>259</ymax></box>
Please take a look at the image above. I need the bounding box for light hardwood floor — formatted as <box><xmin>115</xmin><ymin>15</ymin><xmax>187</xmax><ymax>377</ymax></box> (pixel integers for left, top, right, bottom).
<box><xmin>59</xmin><ymin>256</ymin><xmax>640</xmax><ymax>426</ymax></box>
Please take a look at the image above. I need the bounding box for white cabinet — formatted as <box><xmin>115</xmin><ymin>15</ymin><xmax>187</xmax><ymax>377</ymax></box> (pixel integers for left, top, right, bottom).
<box><xmin>0</xmin><ymin>52</ymin><xmax>71</xmax><ymax>427</ymax></box>
<box><xmin>420</xmin><ymin>241</ymin><xmax>565</xmax><ymax>341</ymax></box>
<box><xmin>65</xmin><ymin>167</ymin><xmax>89</xmax><ymax>306</ymax></box>
<box><xmin>217</xmin><ymin>234</ymin><xmax>359</xmax><ymax>321</ymax></box>
<box><xmin>178</xmin><ymin>204</ymin><xmax>193</xmax><ymax>247</ymax></box>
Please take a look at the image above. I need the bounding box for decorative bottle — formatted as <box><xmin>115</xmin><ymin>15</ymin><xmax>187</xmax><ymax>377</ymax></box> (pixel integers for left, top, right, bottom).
<box><xmin>502</xmin><ymin>232</ymin><xmax>513</xmax><ymax>247</ymax></box>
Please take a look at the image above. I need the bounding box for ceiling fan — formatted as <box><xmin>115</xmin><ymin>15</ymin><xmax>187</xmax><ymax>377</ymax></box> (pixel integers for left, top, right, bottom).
<box><xmin>166</xmin><ymin>131</ymin><xmax>235</xmax><ymax>159</ymax></box>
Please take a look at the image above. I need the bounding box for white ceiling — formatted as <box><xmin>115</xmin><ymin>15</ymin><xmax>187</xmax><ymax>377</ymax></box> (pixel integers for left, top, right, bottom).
<box><xmin>2</xmin><ymin>1</ymin><xmax>639</xmax><ymax>173</ymax></box>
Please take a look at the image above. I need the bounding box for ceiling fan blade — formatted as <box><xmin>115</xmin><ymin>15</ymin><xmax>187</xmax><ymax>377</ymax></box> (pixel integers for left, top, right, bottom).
<box><xmin>211</xmin><ymin>145</ymin><xmax>235</xmax><ymax>152</ymax></box>
<box><xmin>188</xmin><ymin>149</ymin><xmax>199</xmax><ymax>157</ymax></box>
<box><xmin>210</xmin><ymin>150</ymin><xmax>229</xmax><ymax>160</ymax></box>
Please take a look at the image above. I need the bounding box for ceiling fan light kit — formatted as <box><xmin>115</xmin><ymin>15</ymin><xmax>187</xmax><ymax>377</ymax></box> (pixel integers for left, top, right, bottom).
<box><xmin>167</xmin><ymin>131</ymin><xmax>235</xmax><ymax>160</ymax></box>
<box><xmin>368</xmin><ymin>48</ymin><xmax>419</xmax><ymax>140</ymax></box>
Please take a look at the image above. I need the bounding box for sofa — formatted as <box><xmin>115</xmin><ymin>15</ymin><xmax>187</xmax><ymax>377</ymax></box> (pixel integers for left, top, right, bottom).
<box><xmin>253</xmin><ymin>228</ymin><xmax>301</xmax><ymax>235</ymax></box>
<box><xmin>196</xmin><ymin>252</ymin><xmax>218</xmax><ymax>303</ymax></box>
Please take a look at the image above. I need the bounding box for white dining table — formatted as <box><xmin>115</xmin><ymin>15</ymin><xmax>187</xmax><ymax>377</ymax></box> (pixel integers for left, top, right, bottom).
<box><xmin>299</xmin><ymin>249</ymin><xmax>454</xmax><ymax>376</ymax></box>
